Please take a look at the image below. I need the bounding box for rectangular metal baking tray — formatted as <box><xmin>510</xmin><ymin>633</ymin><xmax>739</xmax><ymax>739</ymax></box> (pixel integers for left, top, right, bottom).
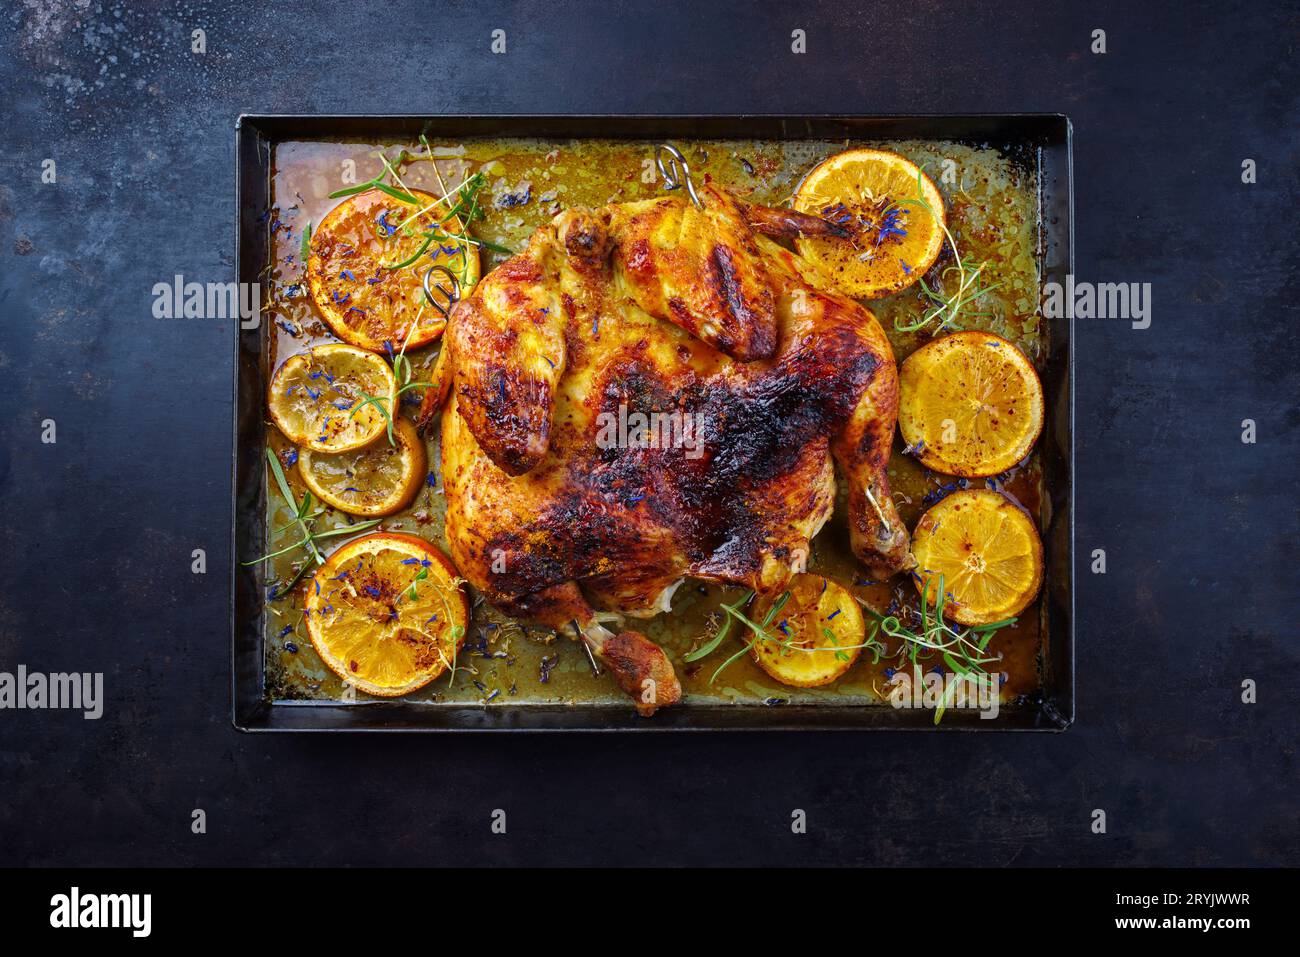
<box><xmin>232</xmin><ymin>114</ymin><xmax>1073</xmax><ymax>732</ymax></box>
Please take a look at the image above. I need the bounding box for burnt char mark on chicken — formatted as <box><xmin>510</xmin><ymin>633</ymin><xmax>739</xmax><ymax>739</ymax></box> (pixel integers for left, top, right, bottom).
<box><xmin>485</xmin><ymin>480</ymin><xmax>661</xmax><ymax>606</ymax></box>
<box><xmin>668</xmin><ymin>339</ymin><xmax>878</xmax><ymax>567</ymax></box>
<box><xmin>708</xmin><ymin>243</ymin><xmax>774</xmax><ymax>360</ymax></box>
<box><xmin>482</xmin><ymin>528</ymin><xmax>578</xmax><ymax>601</ymax></box>
<box><xmin>703</xmin><ymin>325</ymin><xmax>879</xmax><ymax>486</ymax></box>
<box><xmin>457</xmin><ymin>368</ymin><xmax>553</xmax><ymax>476</ymax></box>
<box><xmin>494</xmin><ymin>329</ymin><xmax>879</xmax><ymax>590</ymax></box>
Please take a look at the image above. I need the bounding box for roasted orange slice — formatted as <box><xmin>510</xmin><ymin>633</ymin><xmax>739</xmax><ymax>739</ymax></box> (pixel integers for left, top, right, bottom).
<box><xmin>307</xmin><ymin>186</ymin><xmax>480</xmax><ymax>352</ymax></box>
<box><xmin>793</xmin><ymin>148</ymin><xmax>945</xmax><ymax>299</ymax></box>
<box><xmin>303</xmin><ymin>533</ymin><xmax>468</xmax><ymax>697</ymax></box>
<box><xmin>898</xmin><ymin>330</ymin><xmax>1043</xmax><ymax>477</ymax></box>
<box><xmin>267</xmin><ymin>343</ymin><xmax>395</xmax><ymax>452</ymax></box>
<box><xmin>749</xmin><ymin>574</ymin><xmax>865</xmax><ymax>687</ymax></box>
<box><xmin>298</xmin><ymin>417</ymin><xmax>427</xmax><ymax>517</ymax></box>
<box><xmin>910</xmin><ymin>489</ymin><xmax>1043</xmax><ymax>626</ymax></box>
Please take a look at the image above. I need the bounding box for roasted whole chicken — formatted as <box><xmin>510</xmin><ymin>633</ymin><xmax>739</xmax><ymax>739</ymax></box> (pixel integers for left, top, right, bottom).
<box><xmin>436</xmin><ymin>179</ymin><xmax>913</xmax><ymax>714</ymax></box>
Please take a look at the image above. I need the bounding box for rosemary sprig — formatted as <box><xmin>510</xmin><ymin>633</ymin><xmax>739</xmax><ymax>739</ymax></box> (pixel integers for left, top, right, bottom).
<box><xmin>391</xmin><ymin>166</ymin><xmax>479</xmax><ymax>229</ymax></box>
<box><xmin>686</xmin><ymin>590</ymin><xmax>783</xmax><ymax>663</ymax></box>
<box><xmin>833</xmin><ymin>621</ymin><xmax>888</xmax><ymax>665</ymax></box>
<box><xmin>895</xmin><ymin>259</ymin><xmax>1004</xmax><ymax>334</ymax></box>
<box><xmin>270</xmin><ymin>560</ymin><xmax>314</xmax><ymax>601</ymax></box>
<box><xmin>263</xmin><ymin>448</ymin><xmax>322</xmax><ymax>565</ymax></box>
<box><xmin>348</xmin><ymin>390</ymin><xmax>396</xmax><ymax>441</ymax></box>
<box><xmin>386</xmin><ymin>233</ymin><xmax>437</xmax><ymax>270</ymax></box>
<box><xmin>858</xmin><ymin>572</ymin><xmax>1014</xmax><ymax>723</ymax></box>
<box><xmin>426</xmin><ymin>154</ymin><xmax>513</xmax><ymax>254</ymax></box>
<box><xmin>328</xmin><ymin>173</ymin><xmax>421</xmax><ymax>205</ymax></box>
<box><xmin>696</xmin><ymin>585</ymin><xmax>898</xmax><ymax>685</ymax></box>
<box><xmin>348</xmin><ymin>329</ymin><xmax>434</xmax><ymax>446</ymax></box>
<box><xmin>446</xmin><ymin>623</ymin><xmax>465</xmax><ymax>686</ymax></box>
<box><xmin>347</xmin><ymin>385</ymin><xmax>431</xmax><ymax>446</ymax></box>
<box><xmin>892</xmin><ymin>168</ymin><xmax>1002</xmax><ymax>335</ymax></box>
<box><xmin>861</xmin><ymin>573</ymin><xmax>1009</xmax><ymax>673</ymax></box>
<box><xmin>390</xmin><ymin>313</ymin><xmax>425</xmax><ymax>385</ymax></box>
<box><xmin>330</xmin><ymin>142</ymin><xmax>513</xmax><ymax>271</ymax></box>
<box><xmin>376</xmin><ymin>149</ymin><xmax>414</xmax><ymax>196</ymax></box>
<box><xmin>464</xmin><ymin>234</ymin><xmax>515</xmax><ymax>256</ymax></box>
<box><xmin>245</xmin><ymin>448</ymin><xmax>382</xmax><ymax>587</ymax></box>
<box><xmin>380</xmin><ymin>170</ymin><xmax>512</xmax><ymax>269</ymax></box>
<box><xmin>687</xmin><ymin>572</ymin><xmax>1015</xmax><ymax>721</ymax></box>
<box><xmin>706</xmin><ymin>590</ymin><xmax>788</xmax><ymax>685</ymax></box>
<box><xmin>703</xmin><ymin>588</ymin><xmax>883</xmax><ymax>685</ymax></box>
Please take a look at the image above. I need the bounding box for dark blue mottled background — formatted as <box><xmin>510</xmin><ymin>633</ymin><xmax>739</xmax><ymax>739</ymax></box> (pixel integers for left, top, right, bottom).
<box><xmin>0</xmin><ymin>0</ymin><xmax>1295</xmax><ymax>866</ymax></box>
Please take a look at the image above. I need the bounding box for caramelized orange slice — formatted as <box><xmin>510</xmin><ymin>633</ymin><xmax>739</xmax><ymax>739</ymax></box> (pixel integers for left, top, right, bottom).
<box><xmin>303</xmin><ymin>533</ymin><xmax>468</xmax><ymax>697</ymax></box>
<box><xmin>898</xmin><ymin>331</ymin><xmax>1044</xmax><ymax>477</ymax></box>
<box><xmin>910</xmin><ymin>489</ymin><xmax>1043</xmax><ymax>626</ymax></box>
<box><xmin>749</xmin><ymin>574</ymin><xmax>865</xmax><ymax>687</ymax></box>
<box><xmin>298</xmin><ymin>417</ymin><xmax>427</xmax><ymax>517</ymax></box>
<box><xmin>793</xmin><ymin>149</ymin><xmax>945</xmax><ymax>299</ymax></box>
<box><xmin>308</xmin><ymin>187</ymin><xmax>480</xmax><ymax>352</ymax></box>
<box><xmin>267</xmin><ymin>343</ymin><xmax>395</xmax><ymax>452</ymax></box>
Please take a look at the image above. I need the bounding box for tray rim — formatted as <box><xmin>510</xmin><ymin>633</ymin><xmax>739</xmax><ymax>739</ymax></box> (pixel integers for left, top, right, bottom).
<box><xmin>231</xmin><ymin>113</ymin><xmax>1075</xmax><ymax>733</ymax></box>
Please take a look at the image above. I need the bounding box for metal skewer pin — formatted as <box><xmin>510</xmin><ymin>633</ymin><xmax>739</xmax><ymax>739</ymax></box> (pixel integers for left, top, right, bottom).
<box><xmin>655</xmin><ymin>143</ymin><xmax>702</xmax><ymax>208</ymax></box>
<box><xmin>422</xmin><ymin>263</ymin><xmax>461</xmax><ymax>318</ymax></box>
<box><xmin>570</xmin><ymin>618</ymin><xmax>604</xmax><ymax>676</ymax></box>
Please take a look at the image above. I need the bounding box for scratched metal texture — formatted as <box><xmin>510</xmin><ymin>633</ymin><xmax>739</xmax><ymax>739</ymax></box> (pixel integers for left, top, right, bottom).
<box><xmin>0</xmin><ymin>0</ymin><xmax>1295</xmax><ymax>866</ymax></box>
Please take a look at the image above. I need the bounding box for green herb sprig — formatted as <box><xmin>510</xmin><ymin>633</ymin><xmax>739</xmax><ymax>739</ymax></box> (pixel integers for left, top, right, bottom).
<box><xmin>702</xmin><ymin>590</ymin><xmax>780</xmax><ymax>686</ymax></box>
<box><xmin>684</xmin><ymin>573</ymin><xmax>1015</xmax><ymax>723</ymax></box>
<box><xmin>863</xmin><ymin>573</ymin><xmax>1011</xmax><ymax>673</ymax></box>
<box><xmin>347</xmin><ymin>328</ymin><xmax>434</xmax><ymax>446</ymax></box>
<box><xmin>446</xmin><ymin>623</ymin><xmax>465</xmax><ymax>686</ymax></box>
<box><xmin>891</xmin><ymin>168</ymin><xmax>1003</xmax><ymax>335</ymax></box>
<box><xmin>859</xmin><ymin>572</ymin><xmax>1015</xmax><ymax>723</ymax></box>
<box><xmin>700</xmin><ymin>590</ymin><xmax>786</xmax><ymax>685</ymax></box>
<box><xmin>404</xmin><ymin>567</ymin><xmax>429</xmax><ymax>600</ymax></box>
<box><xmin>685</xmin><ymin>590</ymin><xmax>783</xmax><ymax>662</ymax></box>
<box><xmin>329</xmin><ymin>174</ymin><xmax>421</xmax><ymax>205</ymax></box>
<box><xmin>693</xmin><ymin>585</ymin><xmax>901</xmax><ymax>685</ymax></box>
<box><xmin>246</xmin><ymin>448</ymin><xmax>382</xmax><ymax>594</ymax></box>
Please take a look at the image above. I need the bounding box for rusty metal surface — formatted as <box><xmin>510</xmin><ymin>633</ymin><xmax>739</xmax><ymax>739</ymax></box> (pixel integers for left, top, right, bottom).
<box><xmin>0</xmin><ymin>0</ymin><xmax>1295</xmax><ymax>866</ymax></box>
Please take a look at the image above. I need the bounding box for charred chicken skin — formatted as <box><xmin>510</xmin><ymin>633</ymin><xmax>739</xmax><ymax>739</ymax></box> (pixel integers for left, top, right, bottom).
<box><xmin>438</xmin><ymin>182</ymin><xmax>912</xmax><ymax>714</ymax></box>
